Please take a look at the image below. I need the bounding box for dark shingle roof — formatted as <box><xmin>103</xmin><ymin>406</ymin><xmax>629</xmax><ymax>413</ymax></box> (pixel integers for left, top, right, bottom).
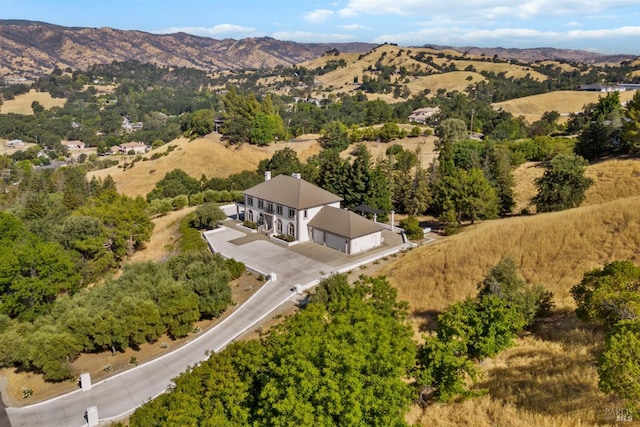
<box><xmin>243</xmin><ymin>175</ymin><xmax>342</xmax><ymax>209</ymax></box>
<box><xmin>308</xmin><ymin>206</ymin><xmax>384</xmax><ymax>239</ymax></box>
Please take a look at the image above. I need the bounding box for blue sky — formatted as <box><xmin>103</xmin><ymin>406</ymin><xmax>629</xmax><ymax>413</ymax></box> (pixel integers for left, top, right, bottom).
<box><xmin>3</xmin><ymin>0</ymin><xmax>640</xmax><ymax>54</ymax></box>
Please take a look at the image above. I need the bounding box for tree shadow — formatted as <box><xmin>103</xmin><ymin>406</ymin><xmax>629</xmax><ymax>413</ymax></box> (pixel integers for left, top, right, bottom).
<box><xmin>412</xmin><ymin>308</ymin><xmax>441</xmax><ymax>333</ymax></box>
<box><xmin>479</xmin><ymin>311</ymin><xmax>607</xmax><ymax>418</ymax></box>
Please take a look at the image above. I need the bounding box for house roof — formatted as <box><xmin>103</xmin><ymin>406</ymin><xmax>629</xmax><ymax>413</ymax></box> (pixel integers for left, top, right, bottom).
<box><xmin>308</xmin><ymin>206</ymin><xmax>384</xmax><ymax>239</ymax></box>
<box><xmin>120</xmin><ymin>142</ymin><xmax>146</xmax><ymax>148</ymax></box>
<box><xmin>354</xmin><ymin>203</ymin><xmax>386</xmax><ymax>215</ymax></box>
<box><xmin>244</xmin><ymin>175</ymin><xmax>342</xmax><ymax>209</ymax></box>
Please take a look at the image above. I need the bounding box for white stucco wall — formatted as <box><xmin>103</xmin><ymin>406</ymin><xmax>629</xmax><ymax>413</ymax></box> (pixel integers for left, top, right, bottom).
<box><xmin>297</xmin><ymin>202</ymin><xmax>340</xmax><ymax>242</ymax></box>
<box><xmin>349</xmin><ymin>231</ymin><xmax>382</xmax><ymax>254</ymax></box>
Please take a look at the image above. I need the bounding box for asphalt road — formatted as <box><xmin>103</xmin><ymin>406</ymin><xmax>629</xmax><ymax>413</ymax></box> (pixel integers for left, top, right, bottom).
<box><xmin>6</xmin><ymin>226</ymin><xmax>335</xmax><ymax>427</ymax></box>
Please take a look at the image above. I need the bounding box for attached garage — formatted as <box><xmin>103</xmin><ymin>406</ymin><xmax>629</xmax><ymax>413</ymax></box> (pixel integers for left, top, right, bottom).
<box><xmin>308</xmin><ymin>206</ymin><xmax>384</xmax><ymax>255</ymax></box>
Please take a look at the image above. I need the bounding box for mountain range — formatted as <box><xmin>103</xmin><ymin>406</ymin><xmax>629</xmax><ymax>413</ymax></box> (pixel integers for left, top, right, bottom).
<box><xmin>0</xmin><ymin>20</ymin><xmax>637</xmax><ymax>79</ymax></box>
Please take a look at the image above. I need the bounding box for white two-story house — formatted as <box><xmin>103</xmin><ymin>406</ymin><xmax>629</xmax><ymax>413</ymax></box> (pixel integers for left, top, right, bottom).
<box><xmin>238</xmin><ymin>172</ymin><xmax>384</xmax><ymax>254</ymax></box>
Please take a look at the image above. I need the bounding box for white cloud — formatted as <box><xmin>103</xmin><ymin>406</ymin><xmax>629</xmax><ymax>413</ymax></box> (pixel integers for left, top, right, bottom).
<box><xmin>567</xmin><ymin>26</ymin><xmax>640</xmax><ymax>39</ymax></box>
<box><xmin>565</xmin><ymin>21</ymin><xmax>581</xmax><ymax>27</ymax></box>
<box><xmin>341</xmin><ymin>24</ymin><xmax>369</xmax><ymax>30</ymax></box>
<box><xmin>343</xmin><ymin>0</ymin><xmax>639</xmax><ymax>20</ymax></box>
<box><xmin>159</xmin><ymin>24</ymin><xmax>255</xmax><ymax>37</ymax></box>
<box><xmin>338</xmin><ymin>8</ymin><xmax>358</xmax><ymax>18</ymax></box>
<box><xmin>303</xmin><ymin>9</ymin><xmax>335</xmax><ymax>23</ymax></box>
<box><xmin>371</xmin><ymin>24</ymin><xmax>640</xmax><ymax>47</ymax></box>
<box><xmin>272</xmin><ymin>30</ymin><xmax>355</xmax><ymax>42</ymax></box>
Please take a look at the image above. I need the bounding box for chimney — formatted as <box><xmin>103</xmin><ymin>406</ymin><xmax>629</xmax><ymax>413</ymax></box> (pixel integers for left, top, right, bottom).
<box><xmin>265</xmin><ymin>171</ymin><xmax>271</xmax><ymax>181</ymax></box>
<box><xmin>292</xmin><ymin>172</ymin><xmax>301</xmax><ymax>179</ymax></box>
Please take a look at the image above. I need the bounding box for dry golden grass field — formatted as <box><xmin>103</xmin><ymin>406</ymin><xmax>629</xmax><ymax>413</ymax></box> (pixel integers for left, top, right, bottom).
<box><xmin>382</xmin><ymin>157</ymin><xmax>640</xmax><ymax>426</ymax></box>
<box><xmin>88</xmin><ymin>131</ymin><xmax>439</xmax><ymax>198</ymax></box>
<box><xmin>453</xmin><ymin>60</ymin><xmax>548</xmax><ymax>81</ymax></box>
<box><xmin>87</xmin><ymin>133</ymin><xmax>323</xmax><ymax>198</ymax></box>
<box><xmin>0</xmin><ymin>89</ymin><xmax>66</xmax><ymax>114</ymax></box>
<box><xmin>493</xmin><ymin>90</ymin><xmax>638</xmax><ymax>123</ymax></box>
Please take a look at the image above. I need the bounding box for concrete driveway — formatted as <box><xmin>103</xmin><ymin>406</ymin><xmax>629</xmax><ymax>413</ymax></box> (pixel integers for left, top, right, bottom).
<box><xmin>7</xmin><ymin>216</ymin><xmax>409</xmax><ymax>427</ymax></box>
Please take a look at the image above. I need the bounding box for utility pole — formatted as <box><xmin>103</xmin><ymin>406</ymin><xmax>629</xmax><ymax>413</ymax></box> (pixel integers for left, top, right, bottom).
<box><xmin>470</xmin><ymin>109</ymin><xmax>475</xmax><ymax>133</ymax></box>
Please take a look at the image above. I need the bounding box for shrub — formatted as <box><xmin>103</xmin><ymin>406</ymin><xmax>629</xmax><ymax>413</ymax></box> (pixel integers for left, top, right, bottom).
<box><xmin>172</xmin><ymin>194</ymin><xmax>189</xmax><ymax>209</ymax></box>
<box><xmin>225</xmin><ymin>258</ymin><xmax>246</xmax><ymax>279</ymax></box>
<box><xmin>192</xmin><ymin>203</ymin><xmax>226</xmax><ymax>229</ymax></box>
<box><xmin>189</xmin><ymin>192</ymin><xmax>205</xmax><ymax>206</ymax></box>
<box><xmin>242</xmin><ymin>220</ymin><xmax>258</xmax><ymax>230</ymax></box>
<box><xmin>399</xmin><ymin>216</ymin><xmax>424</xmax><ymax>240</ymax></box>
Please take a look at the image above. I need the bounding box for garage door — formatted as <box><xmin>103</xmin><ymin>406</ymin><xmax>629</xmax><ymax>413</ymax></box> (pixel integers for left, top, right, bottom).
<box><xmin>325</xmin><ymin>232</ymin><xmax>347</xmax><ymax>253</ymax></box>
<box><xmin>312</xmin><ymin>228</ymin><xmax>325</xmax><ymax>244</ymax></box>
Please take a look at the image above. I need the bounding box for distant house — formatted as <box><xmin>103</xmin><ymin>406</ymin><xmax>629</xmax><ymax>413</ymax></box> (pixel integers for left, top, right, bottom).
<box><xmin>5</xmin><ymin>139</ymin><xmax>24</xmax><ymax>148</ymax></box>
<box><xmin>237</xmin><ymin>172</ymin><xmax>384</xmax><ymax>254</ymax></box>
<box><xmin>61</xmin><ymin>140</ymin><xmax>85</xmax><ymax>150</ymax></box>
<box><xmin>579</xmin><ymin>84</ymin><xmax>626</xmax><ymax>92</ymax></box>
<box><xmin>408</xmin><ymin>107</ymin><xmax>440</xmax><ymax>124</ymax></box>
<box><xmin>121</xmin><ymin>117</ymin><xmax>132</xmax><ymax>131</ymax></box>
<box><xmin>116</xmin><ymin>142</ymin><xmax>147</xmax><ymax>154</ymax></box>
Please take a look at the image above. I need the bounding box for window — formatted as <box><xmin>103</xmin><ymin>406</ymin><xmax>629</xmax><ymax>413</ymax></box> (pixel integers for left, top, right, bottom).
<box><xmin>276</xmin><ymin>219</ymin><xmax>282</xmax><ymax>234</ymax></box>
<box><xmin>247</xmin><ymin>196</ymin><xmax>253</xmax><ymax>206</ymax></box>
<box><xmin>248</xmin><ymin>210</ymin><xmax>253</xmax><ymax>222</ymax></box>
<box><xmin>258</xmin><ymin>213</ymin><xmax>264</xmax><ymax>225</ymax></box>
<box><xmin>276</xmin><ymin>205</ymin><xmax>283</xmax><ymax>215</ymax></box>
<box><xmin>288</xmin><ymin>208</ymin><xmax>295</xmax><ymax>218</ymax></box>
<box><xmin>258</xmin><ymin>200</ymin><xmax>264</xmax><ymax>209</ymax></box>
<box><xmin>287</xmin><ymin>222</ymin><xmax>295</xmax><ymax>237</ymax></box>
<box><xmin>267</xmin><ymin>202</ymin><xmax>273</xmax><ymax>213</ymax></box>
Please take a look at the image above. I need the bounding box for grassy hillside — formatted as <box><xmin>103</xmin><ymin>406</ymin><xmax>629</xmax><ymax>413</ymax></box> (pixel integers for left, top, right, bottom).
<box><xmin>305</xmin><ymin>44</ymin><xmax>554</xmax><ymax>102</ymax></box>
<box><xmin>381</xmin><ymin>158</ymin><xmax>640</xmax><ymax>426</ymax></box>
<box><xmin>493</xmin><ymin>90</ymin><xmax>637</xmax><ymax>123</ymax></box>
<box><xmin>0</xmin><ymin>89</ymin><xmax>66</xmax><ymax>114</ymax></box>
<box><xmin>88</xmin><ymin>133</ymin><xmax>322</xmax><ymax>198</ymax></box>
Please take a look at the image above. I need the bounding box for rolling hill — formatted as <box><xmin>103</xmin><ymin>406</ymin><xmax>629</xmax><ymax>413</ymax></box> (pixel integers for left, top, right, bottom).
<box><xmin>0</xmin><ymin>20</ymin><xmax>375</xmax><ymax>78</ymax></box>
<box><xmin>380</xmin><ymin>157</ymin><xmax>640</xmax><ymax>426</ymax></box>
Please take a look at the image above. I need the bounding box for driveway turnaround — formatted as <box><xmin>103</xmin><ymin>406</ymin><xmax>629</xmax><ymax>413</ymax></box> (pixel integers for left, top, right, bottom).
<box><xmin>6</xmin><ymin>220</ymin><xmax>410</xmax><ymax>427</ymax></box>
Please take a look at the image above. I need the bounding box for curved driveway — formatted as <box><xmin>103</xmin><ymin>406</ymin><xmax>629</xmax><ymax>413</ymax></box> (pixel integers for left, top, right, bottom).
<box><xmin>7</xmin><ymin>220</ymin><xmax>409</xmax><ymax>427</ymax></box>
<box><xmin>6</xmin><ymin>226</ymin><xmax>337</xmax><ymax>427</ymax></box>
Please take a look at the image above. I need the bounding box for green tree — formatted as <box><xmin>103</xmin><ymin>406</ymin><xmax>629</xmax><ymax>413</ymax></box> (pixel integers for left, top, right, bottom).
<box><xmin>257</xmin><ymin>148</ymin><xmax>304</xmax><ymax>178</ymax></box>
<box><xmin>574</xmin><ymin>92</ymin><xmax>624</xmax><ymax>160</ymax></box>
<box><xmin>623</xmin><ymin>90</ymin><xmax>640</xmax><ymax>154</ymax></box>
<box><xmin>399</xmin><ymin>216</ymin><xmax>423</xmax><ymax>240</ymax></box>
<box><xmin>533</xmin><ymin>153</ymin><xmax>593</xmax><ymax>213</ymax></box>
<box><xmin>598</xmin><ymin>322</ymin><xmax>640</xmax><ymax>401</ymax></box>
<box><xmin>147</xmin><ymin>169</ymin><xmax>201</xmax><ymax>201</ymax></box>
<box><xmin>414</xmin><ymin>335</ymin><xmax>480</xmax><ymax>403</ymax></box>
<box><xmin>192</xmin><ymin>203</ymin><xmax>226</xmax><ymax>230</ymax></box>
<box><xmin>441</xmin><ymin>168</ymin><xmax>499</xmax><ymax>225</ymax></box>
<box><xmin>250</xmin><ymin>113</ymin><xmax>285</xmax><ymax>146</ymax></box>
<box><xmin>79</xmin><ymin>190</ymin><xmax>153</xmax><ymax>260</ymax></box>
<box><xmin>182</xmin><ymin>109</ymin><xmax>215</xmax><ymax>137</ymax></box>
<box><xmin>345</xmin><ymin>144</ymin><xmax>372</xmax><ymax>208</ymax></box>
<box><xmin>484</xmin><ymin>142</ymin><xmax>515</xmax><ymax>216</ymax></box>
<box><xmin>478</xmin><ymin>256</ymin><xmax>553</xmax><ymax>325</ymax></box>
<box><xmin>319</xmin><ymin>121</ymin><xmax>350</xmax><ymax>151</ymax></box>
<box><xmin>571</xmin><ymin>260</ymin><xmax>640</xmax><ymax>328</ymax></box>
<box><xmin>315</xmin><ymin>148</ymin><xmax>350</xmax><ymax>198</ymax></box>
<box><xmin>435</xmin><ymin>118</ymin><xmax>467</xmax><ymax>148</ymax></box>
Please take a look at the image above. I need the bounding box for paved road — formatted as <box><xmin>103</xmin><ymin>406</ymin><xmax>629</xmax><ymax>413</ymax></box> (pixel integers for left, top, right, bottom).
<box><xmin>6</xmin><ymin>225</ymin><xmax>335</xmax><ymax>427</ymax></box>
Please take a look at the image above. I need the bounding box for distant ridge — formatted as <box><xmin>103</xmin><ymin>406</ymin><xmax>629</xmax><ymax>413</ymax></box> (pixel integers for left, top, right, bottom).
<box><xmin>0</xmin><ymin>20</ymin><xmax>636</xmax><ymax>79</ymax></box>
<box><xmin>0</xmin><ymin>19</ymin><xmax>376</xmax><ymax>77</ymax></box>
<box><xmin>419</xmin><ymin>44</ymin><xmax>636</xmax><ymax>64</ymax></box>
